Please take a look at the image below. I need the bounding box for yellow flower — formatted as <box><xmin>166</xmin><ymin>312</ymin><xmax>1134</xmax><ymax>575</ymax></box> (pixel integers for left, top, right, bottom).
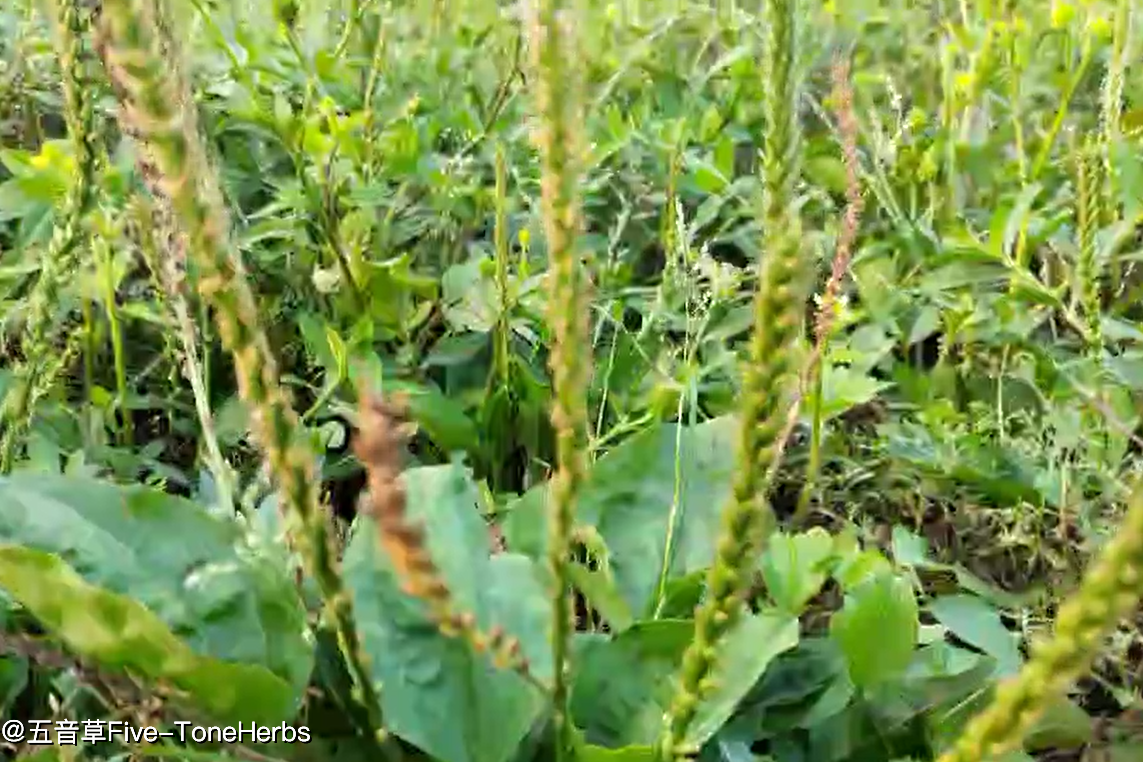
<box><xmin>1051</xmin><ymin>1</ymin><xmax>1076</xmax><ymax>29</ymax></box>
<box><xmin>1087</xmin><ymin>16</ymin><xmax>1112</xmax><ymax>40</ymax></box>
<box><xmin>908</xmin><ymin>108</ymin><xmax>927</xmax><ymax>131</ymax></box>
<box><xmin>29</xmin><ymin>141</ymin><xmax>76</xmax><ymax>176</ymax></box>
<box><xmin>954</xmin><ymin>71</ymin><xmax>975</xmax><ymax>95</ymax></box>
<box><xmin>918</xmin><ymin>149</ymin><xmax>939</xmax><ymax>182</ymax></box>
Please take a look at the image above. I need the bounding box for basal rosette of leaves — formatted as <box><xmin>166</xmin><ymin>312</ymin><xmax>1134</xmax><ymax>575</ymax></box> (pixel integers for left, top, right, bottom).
<box><xmin>0</xmin><ymin>451</ymin><xmax>1099</xmax><ymax>762</ymax></box>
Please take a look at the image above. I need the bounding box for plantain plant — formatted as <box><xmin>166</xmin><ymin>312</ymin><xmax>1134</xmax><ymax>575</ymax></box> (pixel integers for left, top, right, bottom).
<box><xmin>0</xmin><ymin>0</ymin><xmax>98</xmax><ymax>472</ymax></box>
<box><xmin>1</xmin><ymin>1</ymin><xmax>1142</xmax><ymax>762</ymax></box>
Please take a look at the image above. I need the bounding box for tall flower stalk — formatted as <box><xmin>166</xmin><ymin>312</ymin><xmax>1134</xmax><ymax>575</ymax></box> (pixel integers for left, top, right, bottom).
<box><xmin>93</xmin><ymin>0</ymin><xmax>393</xmax><ymax>752</ymax></box>
<box><xmin>129</xmin><ymin>193</ymin><xmax>234</xmax><ymax>513</ymax></box>
<box><xmin>793</xmin><ymin>54</ymin><xmax>864</xmax><ymax>526</ymax></box>
<box><xmin>939</xmin><ymin>479</ymin><xmax>1143</xmax><ymax>762</ymax></box>
<box><xmin>354</xmin><ymin>394</ymin><xmax>541</xmax><ymax>687</ymax></box>
<box><xmin>1074</xmin><ymin>135</ymin><xmax>1103</xmax><ymax>354</ymax></box>
<box><xmin>524</xmin><ymin>0</ymin><xmax>590</xmax><ymax>757</ymax></box>
<box><xmin>0</xmin><ymin>0</ymin><xmax>98</xmax><ymax>472</ymax></box>
<box><xmin>657</xmin><ymin>0</ymin><xmax>808</xmax><ymax>756</ymax></box>
<box><xmin>1101</xmin><ymin>0</ymin><xmax>1132</xmax><ymax>212</ymax></box>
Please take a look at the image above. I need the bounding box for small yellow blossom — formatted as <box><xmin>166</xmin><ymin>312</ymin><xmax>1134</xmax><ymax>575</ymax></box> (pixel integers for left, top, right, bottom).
<box><xmin>908</xmin><ymin>108</ymin><xmax>927</xmax><ymax>131</ymax></box>
<box><xmin>918</xmin><ymin>149</ymin><xmax>939</xmax><ymax>181</ymax></box>
<box><xmin>1087</xmin><ymin>16</ymin><xmax>1112</xmax><ymax>40</ymax></box>
<box><xmin>1051</xmin><ymin>1</ymin><xmax>1076</xmax><ymax>29</ymax></box>
<box><xmin>954</xmin><ymin>71</ymin><xmax>975</xmax><ymax>95</ymax></box>
<box><xmin>29</xmin><ymin>141</ymin><xmax>73</xmax><ymax>174</ymax></box>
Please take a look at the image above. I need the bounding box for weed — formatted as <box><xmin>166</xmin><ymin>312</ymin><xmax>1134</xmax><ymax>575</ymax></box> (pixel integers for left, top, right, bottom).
<box><xmin>0</xmin><ymin>1</ymin><xmax>1142</xmax><ymax>762</ymax></box>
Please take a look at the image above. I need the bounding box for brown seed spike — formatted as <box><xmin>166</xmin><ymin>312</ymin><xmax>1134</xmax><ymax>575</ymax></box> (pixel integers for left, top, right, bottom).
<box><xmin>356</xmin><ymin>392</ymin><xmax>448</xmax><ymax>607</ymax></box>
<box><xmin>354</xmin><ymin>389</ymin><xmax>544</xmax><ymax>691</ymax></box>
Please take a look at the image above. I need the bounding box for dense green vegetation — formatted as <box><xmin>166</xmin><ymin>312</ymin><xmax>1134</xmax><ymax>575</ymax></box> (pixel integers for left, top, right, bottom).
<box><xmin>1</xmin><ymin>0</ymin><xmax>1142</xmax><ymax>761</ymax></box>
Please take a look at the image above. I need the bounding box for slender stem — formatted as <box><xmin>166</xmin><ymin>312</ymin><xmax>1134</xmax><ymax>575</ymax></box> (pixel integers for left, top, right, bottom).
<box><xmin>524</xmin><ymin>0</ymin><xmax>590</xmax><ymax>758</ymax></box>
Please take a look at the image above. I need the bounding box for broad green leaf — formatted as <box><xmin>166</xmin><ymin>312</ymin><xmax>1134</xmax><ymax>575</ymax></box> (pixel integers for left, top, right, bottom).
<box><xmin>832</xmin><ymin>549</ymin><xmax>892</xmax><ymax>591</ymax></box>
<box><xmin>687</xmin><ymin>160</ymin><xmax>729</xmax><ymax>194</ymax></box>
<box><xmin>571</xmin><ymin>610</ymin><xmax>798</xmax><ymax>749</ymax></box>
<box><xmin>997</xmin><ymin>183</ymin><xmax>1042</xmax><ymax>259</ymax></box>
<box><xmin>424</xmin><ymin>333</ymin><xmax>490</xmax><ymax>367</ymax></box>
<box><xmin>379</xmin><ymin>379</ymin><xmax>481</xmax><ymax>456</ymax></box>
<box><xmin>890</xmin><ymin>526</ymin><xmax>929</xmax><ymax>566</ymax></box>
<box><xmin>442</xmin><ymin>256</ymin><xmax>498</xmax><ymax>332</ymax></box>
<box><xmin>928</xmin><ymin>595</ymin><xmax>1021</xmax><ymax>676</ymax></box>
<box><xmin>804</xmin><ymin>155</ymin><xmax>848</xmax><ymax>195</ymax></box>
<box><xmin>799</xmin><ymin>673</ymin><xmax>855</xmax><ymax>728</ymax></box>
<box><xmin>0</xmin><ymin>474</ymin><xmax>311</xmax><ymax>722</ymax></box>
<box><xmin>567</xmin><ymin>561</ymin><xmax>635</xmax><ymax>633</ymax></box>
<box><xmin>929</xmin><ymin>683</ymin><xmax>1089</xmax><ymax>755</ymax></box>
<box><xmin>760</xmin><ymin>528</ymin><xmax>835</xmax><ymax>615</ymax></box>
<box><xmin>749</xmin><ymin>636</ymin><xmax>846</xmax><ymax>716</ymax></box>
<box><xmin>890</xmin><ymin>528</ymin><xmax>1028</xmax><ymax>608</ymax></box>
<box><xmin>1023</xmin><ymin>696</ymin><xmax>1093</xmax><ymax>750</ymax></box>
<box><xmin>917</xmin><ymin>260</ymin><xmax>1009</xmax><ymax>292</ymax></box>
<box><xmin>1112</xmin><ymin>136</ymin><xmax>1143</xmax><ymax>220</ymax></box>
<box><xmin>0</xmin><ymin>653</ymin><xmax>28</xmax><ymax>715</ymax></box>
<box><xmin>895</xmin><ymin>643</ymin><xmax>998</xmax><ymax>737</ymax></box>
<box><xmin>712</xmin><ymin>739</ymin><xmax>769</xmax><ymax>762</ymax></box>
<box><xmin>575</xmin><ymin>745</ymin><xmax>656</xmax><ymax>762</ymax></box>
<box><xmin>1108</xmin><ymin>743</ymin><xmax>1143</xmax><ymax>762</ymax></box>
<box><xmin>687</xmin><ymin>611</ymin><xmax>800</xmax><ymax>747</ymax></box>
<box><xmin>503</xmin><ymin>417</ymin><xmax>738</xmax><ymax>617</ymax></box>
<box><xmin>907</xmin><ymin>305</ymin><xmax>942</xmax><ymax>346</ymax></box>
<box><xmin>0</xmin><ymin>545</ymin><xmax>300</xmax><ymax>723</ymax></box>
<box><xmin>815</xmin><ymin>365</ymin><xmax>892</xmax><ymax>421</ymax></box>
<box><xmin>343</xmin><ymin>463</ymin><xmax>551</xmax><ymax>762</ymax></box>
<box><xmin>296</xmin><ymin>312</ymin><xmax>338</xmax><ymax>373</ymax></box>
<box><xmin>830</xmin><ymin>573</ymin><xmax>919</xmax><ymax>689</ymax></box>
<box><xmin>806</xmin><ymin>700</ymin><xmax>886</xmax><ymax>762</ymax></box>
<box><xmin>654</xmin><ymin>570</ymin><xmax>706</xmax><ymax>619</ymax></box>
<box><xmin>570</xmin><ymin>626</ymin><xmax>688</xmax><ymax>749</ymax></box>
<box><xmin>712</xmin><ymin>134</ymin><xmax>735</xmax><ymax>176</ymax></box>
